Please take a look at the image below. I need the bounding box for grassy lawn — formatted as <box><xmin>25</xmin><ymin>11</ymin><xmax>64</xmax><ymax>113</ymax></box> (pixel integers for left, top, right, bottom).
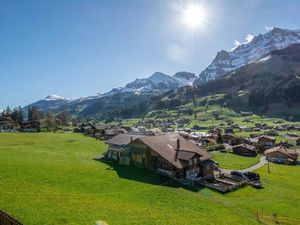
<box><xmin>211</xmin><ymin>152</ymin><xmax>261</xmax><ymax>170</ymax></box>
<box><xmin>1</xmin><ymin>133</ymin><xmax>300</xmax><ymax>225</ymax></box>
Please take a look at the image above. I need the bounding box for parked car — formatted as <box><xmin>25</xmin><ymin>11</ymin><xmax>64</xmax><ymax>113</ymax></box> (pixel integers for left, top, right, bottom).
<box><xmin>231</xmin><ymin>171</ymin><xmax>249</xmax><ymax>180</ymax></box>
<box><xmin>243</xmin><ymin>172</ymin><xmax>260</xmax><ymax>181</ymax></box>
<box><xmin>243</xmin><ymin>172</ymin><xmax>262</xmax><ymax>188</ymax></box>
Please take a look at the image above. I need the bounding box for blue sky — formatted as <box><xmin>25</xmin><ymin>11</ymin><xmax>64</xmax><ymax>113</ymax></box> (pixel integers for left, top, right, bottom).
<box><xmin>1</xmin><ymin>0</ymin><xmax>300</xmax><ymax>109</ymax></box>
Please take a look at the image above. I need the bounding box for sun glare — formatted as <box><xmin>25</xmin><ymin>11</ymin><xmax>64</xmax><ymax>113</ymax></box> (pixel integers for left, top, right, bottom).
<box><xmin>182</xmin><ymin>4</ymin><xmax>206</xmax><ymax>30</ymax></box>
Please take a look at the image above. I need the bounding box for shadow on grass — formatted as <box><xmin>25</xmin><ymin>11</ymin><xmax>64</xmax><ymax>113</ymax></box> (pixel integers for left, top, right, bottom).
<box><xmin>94</xmin><ymin>158</ymin><xmax>201</xmax><ymax>192</ymax></box>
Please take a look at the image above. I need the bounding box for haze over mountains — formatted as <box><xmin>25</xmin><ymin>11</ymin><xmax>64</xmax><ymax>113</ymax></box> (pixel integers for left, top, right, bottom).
<box><xmin>23</xmin><ymin>27</ymin><xmax>300</xmax><ymax>119</ymax></box>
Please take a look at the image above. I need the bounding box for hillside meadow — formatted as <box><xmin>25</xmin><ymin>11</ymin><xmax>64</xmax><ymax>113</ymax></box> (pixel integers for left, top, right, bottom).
<box><xmin>0</xmin><ymin>133</ymin><xmax>300</xmax><ymax>225</ymax></box>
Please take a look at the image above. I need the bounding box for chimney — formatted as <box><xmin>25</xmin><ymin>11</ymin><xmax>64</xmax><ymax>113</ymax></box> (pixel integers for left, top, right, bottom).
<box><xmin>130</xmin><ymin>136</ymin><xmax>133</xmax><ymax>142</ymax></box>
<box><xmin>177</xmin><ymin>139</ymin><xmax>180</xmax><ymax>150</ymax></box>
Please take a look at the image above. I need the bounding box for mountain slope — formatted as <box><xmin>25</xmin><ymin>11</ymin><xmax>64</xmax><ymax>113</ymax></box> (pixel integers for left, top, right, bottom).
<box><xmin>23</xmin><ymin>95</ymin><xmax>71</xmax><ymax>115</ymax></box>
<box><xmin>104</xmin><ymin>72</ymin><xmax>196</xmax><ymax>96</ymax></box>
<box><xmin>106</xmin><ymin>43</ymin><xmax>300</xmax><ymax>121</ymax></box>
<box><xmin>190</xmin><ymin>43</ymin><xmax>300</xmax><ymax>119</ymax></box>
<box><xmin>23</xmin><ymin>72</ymin><xmax>196</xmax><ymax>117</ymax></box>
<box><xmin>194</xmin><ymin>27</ymin><xmax>300</xmax><ymax>85</ymax></box>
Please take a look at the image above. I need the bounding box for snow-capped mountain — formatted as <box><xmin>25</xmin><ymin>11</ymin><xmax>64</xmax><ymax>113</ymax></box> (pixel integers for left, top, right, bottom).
<box><xmin>23</xmin><ymin>71</ymin><xmax>196</xmax><ymax>116</ymax></box>
<box><xmin>22</xmin><ymin>95</ymin><xmax>71</xmax><ymax>118</ymax></box>
<box><xmin>104</xmin><ymin>72</ymin><xmax>196</xmax><ymax>96</ymax></box>
<box><xmin>194</xmin><ymin>27</ymin><xmax>300</xmax><ymax>85</ymax></box>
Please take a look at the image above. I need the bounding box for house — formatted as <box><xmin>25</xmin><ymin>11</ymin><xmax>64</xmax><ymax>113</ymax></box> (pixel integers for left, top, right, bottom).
<box><xmin>249</xmin><ymin>135</ymin><xmax>276</xmax><ymax>148</ymax></box>
<box><xmin>105</xmin><ymin>127</ymin><xmax>128</xmax><ymax>139</ymax></box>
<box><xmin>92</xmin><ymin>124</ymin><xmax>107</xmax><ymax>134</ymax></box>
<box><xmin>232</xmin><ymin>144</ymin><xmax>257</xmax><ymax>156</ymax></box>
<box><xmin>74</xmin><ymin>123</ymin><xmax>92</xmax><ymax>133</ymax></box>
<box><xmin>224</xmin><ymin>127</ymin><xmax>234</xmax><ymax>134</ymax></box>
<box><xmin>0</xmin><ymin>117</ymin><xmax>15</xmax><ymax>131</ymax></box>
<box><xmin>106</xmin><ymin>134</ymin><xmax>143</xmax><ymax>161</ymax></box>
<box><xmin>149</xmin><ymin>128</ymin><xmax>164</xmax><ymax>136</ymax></box>
<box><xmin>240</xmin><ymin>126</ymin><xmax>252</xmax><ymax>132</ymax></box>
<box><xmin>124</xmin><ymin>134</ymin><xmax>215</xmax><ymax>179</ymax></box>
<box><xmin>264</xmin><ymin>146</ymin><xmax>298</xmax><ymax>165</ymax></box>
<box><xmin>221</xmin><ymin>134</ymin><xmax>236</xmax><ymax>144</ymax></box>
<box><xmin>229</xmin><ymin>137</ymin><xmax>244</xmax><ymax>146</ymax></box>
<box><xmin>126</xmin><ymin>126</ymin><xmax>153</xmax><ymax>136</ymax></box>
<box><xmin>19</xmin><ymin>121</ymin><xmax>41</xmax><ymax>132</ymax></box>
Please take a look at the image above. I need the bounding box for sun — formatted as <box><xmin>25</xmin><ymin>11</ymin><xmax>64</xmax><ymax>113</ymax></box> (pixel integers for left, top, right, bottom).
<box><xmin>182</xmin><ymin>4</ymin><xmax>206</xmax><ymax>30</ymax></box>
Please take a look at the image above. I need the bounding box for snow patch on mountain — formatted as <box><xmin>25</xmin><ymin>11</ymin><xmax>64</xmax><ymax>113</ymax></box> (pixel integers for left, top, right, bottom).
<box><xmin>44</xmin><ymin>95</ymin><xmax>71</xmax><ymax>101</ymax></box>
<box><xmin>103</xmin><ymin>72</ymin><xmax>196</xmax><ymax>96</ymax></box>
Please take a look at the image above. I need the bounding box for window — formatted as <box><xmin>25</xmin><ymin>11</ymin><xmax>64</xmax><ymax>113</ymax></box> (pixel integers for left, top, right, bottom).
<box><xmin>193</xmin><ymin>158</ymin><xmax>197</xmax><ymax>164</ymax></box>
<box><xmin>189</xmin><ymin>159</ymin><xmax>193</xmax><ymax>166</ymax></box>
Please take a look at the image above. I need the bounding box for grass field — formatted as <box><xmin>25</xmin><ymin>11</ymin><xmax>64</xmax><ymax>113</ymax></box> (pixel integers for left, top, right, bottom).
<box><xmin>1</xmin><ymin>133</ymin><xmax>300</xmax><ymax>225</ymax></box>
<box><xmin>211</xmin><ymin>152</ymin><xmax>260</xmax><ymax>170</ymax></box>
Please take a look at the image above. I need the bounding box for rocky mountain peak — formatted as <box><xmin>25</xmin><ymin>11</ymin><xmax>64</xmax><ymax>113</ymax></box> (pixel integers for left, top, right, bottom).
<box><xmin>194</xmin><ymin>27</ymin><xmax>300</xmax><ymax>85</ymax></box>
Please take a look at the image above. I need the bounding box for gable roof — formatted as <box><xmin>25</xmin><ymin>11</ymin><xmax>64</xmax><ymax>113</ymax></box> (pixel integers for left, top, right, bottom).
<box><xmin>232</xmin><ymin>144</ymin><xmax>256</xmax><ymax>151</ymax></box>
<box><xmin>177</xmin><ymin>151</ymin><xmax>196</xmax><ymax>161</ymax></box>
<box><xmin>106</xmin><ymin>134</ymin><xmax>144</xmax><ymax>146</ymax></box>
<box><xmin>264</xmin><ymin>146</ymin><xmax>298</xmax><ymax>160</ymax></box>
<box><xmin>137</xmin><ymin>134</ymin><xmax>212</xmax><ymax>169</ymax></box>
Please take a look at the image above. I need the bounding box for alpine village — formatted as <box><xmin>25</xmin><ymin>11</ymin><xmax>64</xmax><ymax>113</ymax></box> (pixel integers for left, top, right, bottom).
<box><xmin>1</xmin><ymin>5</ymin><xmax>300</xmax><ymax>225</ymax></box>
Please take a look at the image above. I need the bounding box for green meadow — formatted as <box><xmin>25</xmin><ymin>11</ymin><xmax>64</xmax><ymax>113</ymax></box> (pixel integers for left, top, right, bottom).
<box><xmin>211</xmin><ymin>152</ymin><xmax>260</xmax><ymax>170</ymax></box>
<box><xmin>1</xmin><ymin>133</ymin><xmax>300</xmax><ymax>225</ymax></box>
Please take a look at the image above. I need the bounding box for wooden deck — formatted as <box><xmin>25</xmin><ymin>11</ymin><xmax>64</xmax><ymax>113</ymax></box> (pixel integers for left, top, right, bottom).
<box><xmin>0</xmin><ymin>210</ymin><xmax>23</xmax><ymax>225</ymax></box>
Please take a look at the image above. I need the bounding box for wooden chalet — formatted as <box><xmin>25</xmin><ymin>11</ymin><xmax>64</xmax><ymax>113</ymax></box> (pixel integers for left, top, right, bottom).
<box><xmin>221</xmin><ymin>134</ymin><xmax>236</xmax><ymax>144</ymax></box>
<box><xmin>232</xmin><ymin>144</ymin><xmax>257</xmax><ymax>156</ymax></box>
<box><xmin>264</xmin><ymin>146</ymin><xmax>298</xmax><ymax>165</ymax></box>
<box><xmin>0</xmin><ymin>117</ymin><xmax>15</xmax><ymax>131</ymax></box>
<box><xmin>106</xmin><ymin>134</ymin><xmax>144</xmax><ymax>161</ymax></box>
<box><xmin>19</xmin><ymin>121</ymin><xmax>40</xmax><ymax>132</ymax></box>
<box><xmin>249</xmin><ymin>135</ymin><xmax>276</xmax><ymax>148</ymax></box>
<box><xmin>123</xmin><ymin>134</ymin><xmax>215</xmax><ymax>179</ymax></box>
<box><xmin>105</xmin><ymin>127</ymin><xmax>128</xmax><ymax>139</ymax></box>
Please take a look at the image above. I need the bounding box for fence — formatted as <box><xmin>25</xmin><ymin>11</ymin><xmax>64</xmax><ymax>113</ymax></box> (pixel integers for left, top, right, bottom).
<box><xmin>0</xmin><ymin>210</ymin><xmax>23</xmax><ymax>225</ymax></box>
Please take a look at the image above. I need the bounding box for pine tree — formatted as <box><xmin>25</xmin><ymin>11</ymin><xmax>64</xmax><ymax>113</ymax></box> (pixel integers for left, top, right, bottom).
<box><xmin>46</xmin><ymin>112</ymin><xmax>56</xmax><ymax>131</ymax></box>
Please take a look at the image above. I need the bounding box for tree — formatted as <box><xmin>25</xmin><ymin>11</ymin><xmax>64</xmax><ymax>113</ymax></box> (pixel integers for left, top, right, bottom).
<box><xmin>46</xmin><ymin>112</ymin><xmax>56</xmax><ymax>131</ymax></box>
<box><xmin>56</xmin><ymin>110</ymin><xmax>70</xmax><ymax>126</ymax></box>
<box><xmin>28</xmin><ymin>106</ymin><xmax>42</xmax><ymax>121</ymax></box>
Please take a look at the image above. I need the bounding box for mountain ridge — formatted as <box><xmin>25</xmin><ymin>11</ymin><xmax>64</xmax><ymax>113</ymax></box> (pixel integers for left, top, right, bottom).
<box><xmin>194</xmin><ymin>27</ymin><xmax>300</xmax><ymax>85</ymax></box>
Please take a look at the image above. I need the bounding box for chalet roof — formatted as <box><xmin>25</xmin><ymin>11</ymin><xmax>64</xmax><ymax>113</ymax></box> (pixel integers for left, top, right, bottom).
<box><xmin>93</xmin><ymin>125</ymin><xmax>107</xmax><ymax>130</ymax></box>
<box><xmin>264</xmin><ymin>146</ymin><xmax>298</xmax><ymax>160</ymax></box>
<box><xmin>177</xmin><ymin>150</ymin><xmax>196</xmax><ymax>161</ymax></box>
<box><xmin>0</xmin><ymin>117</ymin><xmax>14</xmax><ymax>123</ymax></box>
<box><xmin>222</xmin><ymin>134</ymin><xmax>236</xmax><ymax>139</ymax></box>
<box><xmin>232</xmin><ymin>144</ymin><xmax>256</xmax><ymax>151</ymax></box>
<box><xmin>105</xmin><ymin>128</ymin><xmax>117</xmax><ymax>136</ymax></box>
<box><xmin>137</xmin><ymin>134</ymin><xmax>212</xmax><ymax>169</ymax></box>
<box><xmin>106</xmin><ymin>134</ymin><xmax>144</xmax><ymax>146</ymax></box>
<box><xmin>249</xmin><ymin>135</ymin><xmax>276</xmax><ymax>143</ymax></box>
<box><xmin>257</xmin><ymin>135</ymin><xmax>276</xmax><ymax>141</ymax></box>
<box><xmin>83</xmin><ymin>125</ymin><xmax>93</xmax><ymax>130</ymax></box>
